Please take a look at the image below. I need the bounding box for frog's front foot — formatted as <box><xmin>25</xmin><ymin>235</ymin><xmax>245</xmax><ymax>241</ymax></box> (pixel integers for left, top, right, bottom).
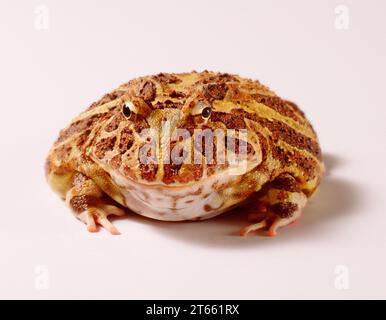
<box><xmin>65</xmin><ymin>173</ymin><xmax>126</xmax><ymax>235</ymax></box>
<box><xmin>240</xmin><ymin>174</ymin><xmax>307</xmax><ymax>237</ymax></box>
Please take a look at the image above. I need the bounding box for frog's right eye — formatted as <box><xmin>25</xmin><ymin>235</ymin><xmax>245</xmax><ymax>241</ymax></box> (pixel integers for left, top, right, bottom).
<box><xmin>122</xmin><ymin>102</ymin><xmax>133</xmax><ymax>118</ymax></box>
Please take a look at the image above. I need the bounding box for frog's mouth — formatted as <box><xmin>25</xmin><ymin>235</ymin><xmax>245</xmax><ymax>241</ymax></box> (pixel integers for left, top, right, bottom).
<box><xmin>107</xmin><ymin>166</ymin><xmax>243</xmax><ymax>221</ymax></box>
<box><xmin>110</xmin><ymin>164</ymin><xmax>241</xmax><ymax>194</ymax></box>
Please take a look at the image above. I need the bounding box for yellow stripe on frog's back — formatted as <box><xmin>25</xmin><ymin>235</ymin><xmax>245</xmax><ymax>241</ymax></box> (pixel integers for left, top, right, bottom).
<box><xmin>212</xmin><ymin>100</ymin><xmax>316</xmax><ymax>139</ymax></box>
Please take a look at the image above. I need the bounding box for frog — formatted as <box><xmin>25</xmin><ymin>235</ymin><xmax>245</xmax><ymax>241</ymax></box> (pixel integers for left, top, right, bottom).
<box><xmin>45</xmin><ymin>71</ymin><xmax>324</xmax><ymax>236</ymax></box>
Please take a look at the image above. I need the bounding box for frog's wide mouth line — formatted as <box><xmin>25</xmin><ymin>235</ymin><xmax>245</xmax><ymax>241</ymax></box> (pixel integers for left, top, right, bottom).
<box><xmin>119</xmin><ymin>175</ymin><xmax>200</xmax><ymax>190</ymax></box>
<box><xmin>108</xmin><ymin>164</ymin><xmax>230</xmax><ymax>221</ymax></box>
<box><xmin>109</xmin><ymin>165</ymin><xmax>242</xmax><ymax>193</ymax></box>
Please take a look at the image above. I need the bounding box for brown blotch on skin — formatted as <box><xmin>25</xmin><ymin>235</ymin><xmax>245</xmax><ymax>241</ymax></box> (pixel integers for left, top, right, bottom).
<box><xmin>69</xmin><ymin>195</ymin><xmax>100</xmax><ymax>214</ymax></box>
<box><xmin>170</xmin><ymin>90</ymin><xmax>186</xmax><ymax>98</ymax></box>
<box><xmin>269</xmin><ymin>202</ymin><xmax>298</xmax><ymax>218</ymax></box>
<box><xmin>162</xmin><ymin>141</ymin><xmax>199</xmax><ymax>184</ymax></box>
<box><xmin>87</xmin><ymin>89</ymin><xmax>126</xmax><ymax>110</ymax></box>
<box><xmin>119</xmin><ymin>127</ymin><xmax>134</xmax><ymax>153</ymax></box>
<box><xmin>191</xmin><ymin>187</ymin><xmax>203</xmax><ymax>196</ymax></box>
<box><xmin>162</xmin><ymin>163</ymin><xmax>183</xmax><ymax>184</ymax></box>
<box><xmin>153</xmin><ymin>73</ymin><xmax>182</xmax><ymax>84</ymax></box>
<box><xmin>105</xmin><ymin>112</ymin><xmax>125</xmax><ymax>132</ymax></box>
<box><xmin>198</xmin><ymin>73</ymin><xmax>240</xmax><ymax>84</ymax></box>
<box><xmin>77</xmin><ymin>129</ymin><xmax>92</xmax><ymax>148</ymax></box>
<box><xmin>284</xmin><ymin>100</ymin><xmax>305</xmax><ymax>117</ymax></box>
<box><xmin>138</xmin><ymin>80</ymin><xmax>156</xmax><ymax>102</ymax></box>
<box><xmin>139</xmin><ymin>163</ymin><xmax>158</xmax><ymax>181</ymax></box>
<box><xmin>152</xmin><ymin>99</ymin><xmax>183</xmax><ymax>109</ymax></box>
<box><xmin>132</xmin><ymin>113</ymin><xmax>150</xmax><ymax>132</ymax></box>
<box><xmin>256</xmin><ymin>132</ymin><xmax>268</xmax><ymax>162</ymax></box>
<box><xmin>259</xmin><ymin>118</ymin><xmax>321</xmax><ymax>159</ymax></box>
<box><xmin>210</xmin><ymin>111</ymin><xmax>246</xmax><ymax>129</ymax></box>
<box><xmin>252</xmin><ymin>94</ymin><xmax>305</xmax><ymax>123</ymax></box>
<box><xmin>228</xmin><ymin>108</ymin><xmax>321</xmax><ymax>159</ymax></box>
<box><xmin>110</xmin><ymin>155</ymin><xmax>122</xmax><ymax>169</ymax></box>
<box><xmin>56</xmin><ymin>113</ymin><xmax>105</xmax><ymax>144</ymax></box>
<box><xmin>55</xmin><ymin>144</ymin><xmax>72</xmax><ymax>160</ymax></box>
<box><xmin>271</xmin><ymin>175</ymin><xmax>300</xmax><ymax>193</ymax></box>
<box><xmin>224</xmin><ymin>136</ymin><xmax>253</xmax><ymax>156</ymax></box>
<box><xmin>95</xmin><ymin>136</ymin><xmax>116</xmax><ymax>159</ymax></box>
<box><xmin>271</xmin><ymin>145</ymin><xmax>319</xmax><ymax>182</ymax></box>
<box><xmin>203</xmin><ymin>204</ymin><xmax>214</xmax><ymax>212</ymax></box>
<box><xmin>203</xmin><ymin>82</ymin><xmax>228</xmax><ymax>101</ymax></box>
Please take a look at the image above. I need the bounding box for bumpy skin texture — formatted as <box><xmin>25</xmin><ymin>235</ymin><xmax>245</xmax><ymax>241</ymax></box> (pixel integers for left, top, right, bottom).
<box><xmin>46</xmin><ymin>71</ymin><xmax>324</xmax><ymax>236</ymax></box>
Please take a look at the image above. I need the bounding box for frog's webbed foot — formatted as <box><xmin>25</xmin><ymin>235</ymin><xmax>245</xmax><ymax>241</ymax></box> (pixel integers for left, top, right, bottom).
<box><xmin>240</xmin><ymin>174</ymin><xmax>307</xmax><ymax>237</ymax></box>
<box><xmin>65</xmin><ymin>173</ymin><xmax>126</xmax><ymax>235</ymax></box>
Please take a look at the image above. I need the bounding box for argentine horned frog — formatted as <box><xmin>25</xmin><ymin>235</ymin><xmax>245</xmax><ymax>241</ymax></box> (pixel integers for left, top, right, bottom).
<box><xmin>46</xmin><ymin>71</ymin><xmax>324</xmax><ymax>236</ymax></box>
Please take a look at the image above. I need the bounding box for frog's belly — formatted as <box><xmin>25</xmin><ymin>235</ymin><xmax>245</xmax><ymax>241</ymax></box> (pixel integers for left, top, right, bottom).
<box><xmin>110</xmin><ymin>171</ymin><xmax>238</xmax><ymax>221</ymax></box>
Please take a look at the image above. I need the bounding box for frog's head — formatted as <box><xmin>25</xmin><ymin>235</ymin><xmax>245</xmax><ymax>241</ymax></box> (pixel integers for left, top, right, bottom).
<box><xmin>91</xmin><ymin>73</ymin><xmax>263</xmax><ymax>187</ymax></box>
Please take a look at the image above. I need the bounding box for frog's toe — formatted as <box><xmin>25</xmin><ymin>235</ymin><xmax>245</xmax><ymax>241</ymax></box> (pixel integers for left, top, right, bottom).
<box><xmin>77</xmin><ymin>206</ymin><xmax>124</xmax><ymax>235</ymax></box>
<box><xmin>266</xmin><ymin>216</ymin><xmax>292</xmax><ymax>237</ymax></box>
<box><xmin>239</xmin><ymin>216</ymin><xmax>291</xmax><ymax>237</ymax></box>
<box><xmin>240</xmin><ymin>204</ymin><xmax>303</xmax><ymax>237</ymax></box>
<box><xmin>266</xmin><ymin>214</ymin><xmax>302</xmax><ymax>237</ymax></box>
<box><xmin>94</xmin><ymin>208</ymin><xmax>121</xmax><ymax>235</ymax></box>
<box><xmin>78</xmin><ymin>210</ymin><xmax>98</xmax><ymax>233</ymax></box>
<box><xmin>240</xmin><ymin>219</ymin><xmax>267</xmax><ymax>236</ymax></box>
<box><xmin>99</xmin><ymin>204</ymin><xmax>126</xmax><ymax>217</ymax></box>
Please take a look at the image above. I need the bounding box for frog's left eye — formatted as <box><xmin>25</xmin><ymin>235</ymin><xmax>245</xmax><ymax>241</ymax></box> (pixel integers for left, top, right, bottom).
<box><xmin>192</xmin><ymin>101</ymin><xmax>212</xmax><ymax>119</ymax></box>
<box><xmin>122</xmin><ymin>102</ymin><xmax>133</xmax><ymax>118</ymax></box>
<box><xmin>201</xmin><ymin>106</ymin><xmax>212</xmax><ymax>118</ymax></box>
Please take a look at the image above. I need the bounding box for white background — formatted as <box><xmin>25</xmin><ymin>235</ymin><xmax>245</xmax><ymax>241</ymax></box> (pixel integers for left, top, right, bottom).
<box><xmin>1</xmin><ymin>0</ymin><xmax>385</xmax><ymax>299</ymax></box>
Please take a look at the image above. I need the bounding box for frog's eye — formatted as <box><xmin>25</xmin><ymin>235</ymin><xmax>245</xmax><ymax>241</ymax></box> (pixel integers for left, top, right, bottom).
<box><xmin>122</xmin><ymin>102</ymin><xmax>133</xmax><ymax>118</ymax></box>
<box><xmin>201</xmin><ymin>106</ymin><xmax>212</xmax><ymax>119</ymax></box>
<box><xmin>192</xmin><ymin>101</ymin><xmax>212</xmax><ymax>119</ymax></box>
